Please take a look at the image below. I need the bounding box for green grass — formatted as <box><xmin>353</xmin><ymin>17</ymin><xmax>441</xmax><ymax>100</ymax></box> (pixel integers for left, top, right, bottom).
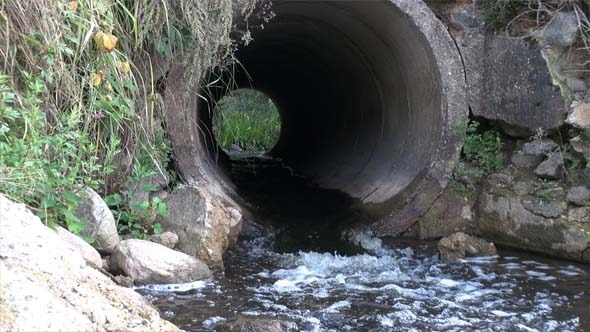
<box><xmin>213</xmin><ymin>89</ymin><xmax>281</xmax><ymax>152</ymax></box>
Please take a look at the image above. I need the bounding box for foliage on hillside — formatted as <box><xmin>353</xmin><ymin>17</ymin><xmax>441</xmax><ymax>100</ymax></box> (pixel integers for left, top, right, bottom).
<box><xmin>0</xmin><ymin>0</ymin><xmax>256</xmax><ymax>236</ymax></box>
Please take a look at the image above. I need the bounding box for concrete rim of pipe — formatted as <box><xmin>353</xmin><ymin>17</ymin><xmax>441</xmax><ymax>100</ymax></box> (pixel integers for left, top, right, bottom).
<box><xmin>194</xmin><ymin>0</ymin><xmax>468</xmax><ymax>235</ymax></box>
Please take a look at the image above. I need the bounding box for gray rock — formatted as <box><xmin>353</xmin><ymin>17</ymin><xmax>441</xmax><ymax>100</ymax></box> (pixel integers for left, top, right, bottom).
<box><xmin>537</xmin><ymin>186</ymin><xmax>565</xmax><ymax>199</ymax></box>
<box><xmin>477</xmin><ymin>182</ymin><xmax>590</xmax><ymax>262</ymax></box>
<box><xmin>570</xmin><ymin>135</ymin><xmax>590</xmax><ymax>162</ymax></box>
<box><xmin>56</xmin><ymin>226</ymin><xmax>102</xmax><ymax>268</ymax></box>
<box><xmin>522</xmin><ymin>198</ymin><xmax>566</xmax><ymax>218</ymax></box>
<box><xmin>0</xmin><ymin>194</ymin><xmax>180</xmax><ymax>332</ymax></box>
<box><xmin>513</xmin><ymin>182</ymin><xmax>533</xmax><ymax>196</ymax></box>
<box><xmin>464</xmin><ymin>35</ymin><xmax>566</xmax><ymax>136</ymax></box>
<box><xmin>511</xmin><ymin>152</ymin><xmax>543</xmax><ymax>170</ymax></box>
<box><xmin>410</xmin><ymin>185</ymin><xmax>476</xmax><ymax>240</ymax></box>
<box><xmin>543</xmin><ymin>12</ymin><xmax>579</xmax><ymax>47</ymax></box>
<box><xmin>226</xmin><ymin>144</ymin><xmax>243</xmax><ymax>153</ymax></box>
<box><xmin>566</xmin><ymin>186</ymin><xmax>590</xmax><ymax>206</ymax></box>
<box><xmin>75</xmin><ymin>187</ymin><xmax>119</xmax><ymax>253</ymax></box>
<box><xmin>566</xmin><ymin>103</ymin><xmax>590</xmax><ymax>129</ymax></box>
<box><xmin>156</xmin><ymin>185</ymin><xmax>243</xmax><ymax>269</ymax></box>
<box><xmin>522</xmin><ymin>138</ymin><xmax>559</xmax><ymax>156</ymax></box>
<box><xmin>534</xmin><ymin>153</ymin><xmax>565</xmax><ymax>180</ymax></box>
<box><xmin>216</xmin><ymin>316</ymin><xmax>299</xmax><ymax>332</ymax></box>
<box><xmin>437</xmin><ymin>232</ymin><xmax>497</xmax><ymax>261</ymax></box>
<box><xmin>110</xmin><ymin>239</ymin><xmax>212</xmax><ymax>285</ymax></box>
<box><xmin>566</xmin><ymin>77</ymin><xmax>587</xmax><ymax>92</ymax></box>
<box><xmin>127</xmin><ymin>173</ymin><xmax>170</xmax><ymax>223</ymax></box>
<box><xmin>151</xmin><ymin>231</ymin><xmax>179</xmax><ymax>249</ymax></box>
<box><xmin>568</xmin><ymin>207</ymin><xmax>590</xmax><ymax>223</ymax></box>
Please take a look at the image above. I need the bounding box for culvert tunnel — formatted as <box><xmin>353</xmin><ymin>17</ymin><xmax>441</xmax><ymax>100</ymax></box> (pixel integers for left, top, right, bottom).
<box><xmin>197</xmin><ymin>0</ymin><xmax>467</xmax><ymax>236</ymax></box>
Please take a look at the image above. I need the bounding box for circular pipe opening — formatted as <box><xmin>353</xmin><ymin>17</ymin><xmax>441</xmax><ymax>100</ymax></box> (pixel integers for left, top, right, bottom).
<box><xmin>197</xmin><ymin>0</ymin><xmax>467</xmax><ymax>235</ymax></box>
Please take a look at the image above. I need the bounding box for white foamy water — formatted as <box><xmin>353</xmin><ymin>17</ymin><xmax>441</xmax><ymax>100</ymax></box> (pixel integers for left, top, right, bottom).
<box><xmin>139</xmin><ymin>230</ymin><xmax>589</xmax><ymax>332</ymax></box>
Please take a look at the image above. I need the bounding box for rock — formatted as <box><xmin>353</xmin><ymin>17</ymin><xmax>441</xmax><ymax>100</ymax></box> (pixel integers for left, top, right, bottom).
<box><xmin>227</xmin><ymin>208</ymin><xmax>243</xmax><ymax>249</ymax></box>
<box><xmin>534</xmin><ymin>153</ymin><xmax>565</xmax><ymax>180</ymax></box>
<box><xmin>537</xmin><ymin>186</ymin><xmax>565</xmax><ymax>199</ymax></box>
<box><xmin>55</xmin><ymin>226</ymin><xmax>102</xmax><ymax>268</ymax></box>
<box><xmin>151</xmin><ymin>231</ymin><xmax>179</xmax><ymax>249</ymax></box>
<box><xmin>570</xmin><ymin>135</ymin><xmax>590</xmax><ymax>162</ymax></box>
<box><xmin>437</xmin><ymin>232</ymin><xmax>497</xmax><ymax>261</ymax></box>
<box><xmin>522</xmin><ymin>138</ymin><xmax>559</xmax><ymax>156</ymax></box>
<box><xmin>216</xmin><ymin>316</ymin><xmax>299</xmax><ymax>332</ymax></box>
<box><xmin>226</xmin><ymin>144</ymin><xmax>243</xmax><ymax>153</ymax></box>
<box><xmin>110</xmin><ymin>239</ymin><xmax>212</xmax><ymax>285</ymax></box>
<box><xmin>75</xmin><ymin>187</ymin><xmax>119</xmax><ymax>253</ymax></box>
<box><xmin>566</xmin><ymin>77</ymin><xmax>587</xmax><ymax>92</ymax></box>
<box><xmin>543</xmin><ymin>12</ymin><xmax>579</xmax><ymax>47</ymax></box>
<box><xmin>0</xmin><ymin>194</ymin><xmax>180</xmax><ymax>332</ymax></box>
<box><xmin>477</xmin><ymin>180</ymin><xmax>590</xmax><ymax>262</ymax></box>
<box><xmin>513</xmin><ymin>182</ymin><xmax>533</xmax><ymax>196</ymax></box>
<box><xmin>468</xmin><ymin>35</ymin><xmax>565</xmax><ymax>136</ymax></box>
<box><xmin>522</xmin><ymin>198</ymin><xmax>566</xmax><ymax>218</ymax></box>
<box><xmin>114</xmin><ymin>275</ymin><xmax>134</xmax><ymax>288</ymax></box>
<box><xmin>102</xmin><ymin>258</ymin><xmax>111</xmax><ymax>272</ymax></box>
<box><xmin>566</xmin><ymin>103</ymin><xmax>590</xmax><ymax>129</ymax></box>
<box><xmin>569</xmin><ymin>207</ymin><xmax>590</xmax><ymax>223</ymax></box>
<box><xmin>511</xmin><ymin>152</ymin><xmax>543</xmax><ymax>169</ymax></box>
<box><xmin>566</xmin><ymin>186</ymin><xmax>590</xmax><ymax>206</ymax></box>
<box><xmin>410</xmin><ymin>186</ymin><xmax>475</xmax><ymax>240</ymax></box>
<box><xmin>157</xmin><ymin>185</ymin><xmax>243</xmax><ymax>269</ymax></box>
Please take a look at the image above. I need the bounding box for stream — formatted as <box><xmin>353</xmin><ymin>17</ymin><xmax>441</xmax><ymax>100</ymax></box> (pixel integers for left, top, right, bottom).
<box><xmin>138</xmin><ymin>156</ymin><xmax>589</xmax><ymax>331</ymax></box>
<box><xmin>137</xmin><ymin>228</ymin><xmax>590</xmax><ymax>332</ymax></box>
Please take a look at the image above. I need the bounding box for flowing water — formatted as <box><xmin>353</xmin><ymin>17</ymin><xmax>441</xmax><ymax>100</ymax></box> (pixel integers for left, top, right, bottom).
<box><xmin>138</xmin><ymin>229</ymin><xmax>590</xmax><ymax>332</ymax></box>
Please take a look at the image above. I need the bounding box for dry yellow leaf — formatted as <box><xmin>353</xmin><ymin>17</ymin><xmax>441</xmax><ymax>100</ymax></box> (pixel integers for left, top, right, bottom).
<box><xmin>93</xmin><ymin>31</ymin><xmax>118</xmax><ymax>52</ymax></box>
<box><xmin>118</xmin><ymin>61</ymin><xmax>131</xmax><ymax>74</ymax></box>
<box><xmin>91</xmin><ymin>71</ymin><xmax>104</xmax><ymax>87</ymax></box>
<box><xmin>68</xmin><ymin>1</ymin><xmax>79</xmax><ymax>12</ymax></box>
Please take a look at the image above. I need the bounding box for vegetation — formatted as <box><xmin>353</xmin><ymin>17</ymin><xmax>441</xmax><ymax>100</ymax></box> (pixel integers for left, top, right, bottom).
<box><xmin>0</xmin><ymin>0</ymin><xmax>256</xmax><ymax>239</ymax></box>
<box><xmin>452</xmin><ymin>120</ymin><xmax>504</xmax><ymax>196</ymax></box>
<box><xmin>213</xmin><ymin>89</ymin><xmax>281</xmax><ymax>152</ymax></box>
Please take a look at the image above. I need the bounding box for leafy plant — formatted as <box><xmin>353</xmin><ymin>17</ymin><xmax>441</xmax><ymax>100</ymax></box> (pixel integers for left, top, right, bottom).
<box><xmin>453</xmin><ymin>120</ymin><xmax>504</xmax><ymax>177</ymax></box>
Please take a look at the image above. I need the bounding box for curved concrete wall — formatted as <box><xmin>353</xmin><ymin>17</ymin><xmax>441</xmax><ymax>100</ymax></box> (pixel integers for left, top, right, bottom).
<box><xmin>197</xmin><ymin>0</ymin><xmax>467</xmax><ymax>235</ymax></box>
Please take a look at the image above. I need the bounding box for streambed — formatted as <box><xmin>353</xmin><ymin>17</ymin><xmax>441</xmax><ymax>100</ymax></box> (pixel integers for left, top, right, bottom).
<box><xmin>138</xmin><ymin>230</ymin><xmax>589</xmax><ymax>332</ymax></box>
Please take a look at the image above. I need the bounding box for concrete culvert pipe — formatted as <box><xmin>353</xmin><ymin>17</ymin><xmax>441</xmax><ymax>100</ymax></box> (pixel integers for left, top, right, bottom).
<box><xmin>199</xmin><ymin>0</ymin><xmax>467</xmax><ymax>236</ymax></box>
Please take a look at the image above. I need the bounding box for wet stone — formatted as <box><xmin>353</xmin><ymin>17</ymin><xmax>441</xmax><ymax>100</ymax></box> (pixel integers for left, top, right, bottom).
<box><xmin>437</xmin><ymin>232</ymin><xmax>497</xmax><ymax>261</ymax></box>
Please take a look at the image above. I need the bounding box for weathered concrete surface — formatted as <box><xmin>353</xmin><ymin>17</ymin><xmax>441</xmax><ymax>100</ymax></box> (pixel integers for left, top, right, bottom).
<box><xmin>404</xmin><ymin>185</ymin><xmax>476</xmax><ymax>240</ymax></box>
<box><xmin>156</xmin><ymin>185</ymin><xmax>242</xmax><ymax>269</ymax></box>
<box><xmin>110</xmin><ymin>239</ymin><xmax>212</xmax><ymax>284</ymax></box>
<box><xmin>0</xmin><ymin>194</ymin><xmax>180</xmax><ymax>332</ymax></box>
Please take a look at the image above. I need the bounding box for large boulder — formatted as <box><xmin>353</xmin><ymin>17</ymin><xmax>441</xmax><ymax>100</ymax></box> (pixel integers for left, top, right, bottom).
<box><xmin>75</xmin><ymin>187</ymin><xmax>120</xmax><ymax>253</ymax></box>
<box><xmin>437</xmin><ymin>232</ymin><xmax>497</xmax><ymax>261</ymax></box>
<box><xmin>439</xmin><ymin>3</ymin><xmax>566</xmax><ymax>137</ymax></box>
<box><xmin>110</xmin><ymin>239</ymin><xmax>212</xmax><ymax>285</ymax></box>
<box><xmin>215</xmin><ymin>316</ymin><xmax>299</xmax><ymax>332</ymax></box>
<box><xmin>55</xmin><ymin>226</ymin><xmax>102</xmax><ymax>268</ymax></box>
<box><xmin>156</xmin><ymin>185</ymin><xmax>242</xmax><ymax>269</ymax></box>
<box><xmin>477</xmin><ymin>175</ymin><xmax>590</xmax><ymax>262</ymax></box>
<box><xmin>0</xmin><ymin>194</ymin><xmax>179</xmax><ymax>332</ymax></box>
